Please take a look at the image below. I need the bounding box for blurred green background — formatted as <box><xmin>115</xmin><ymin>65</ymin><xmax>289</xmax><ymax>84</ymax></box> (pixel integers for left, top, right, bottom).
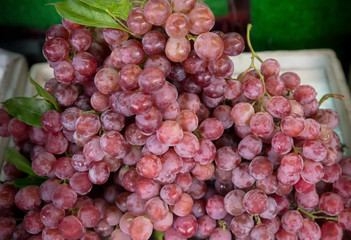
<box><xmin>0</xmin><ymin>0</ymin><xmax>350</xmax><ymax>83</ymax></box>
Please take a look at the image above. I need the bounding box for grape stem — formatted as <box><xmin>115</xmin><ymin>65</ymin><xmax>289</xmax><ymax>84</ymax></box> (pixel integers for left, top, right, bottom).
<box><xmin>193</xmin><ymin>127</ymin><xmax>201</xmax><ymax>139</ymax></box>
<box><xmin>58</xmin><ymin>179</ymin><xmax>70</xmax><ymax>184</ymax></box>
<box><xmin>318</xmin><ymin>93</ymin><xmax>344</xmax><ymax>106</ymax></box>
<box><xmin>99</xmin><ymin>128</ymin><xmax>106</xmax><ymax>137</ymax></box>
<box><xmin>246</xmin><ymin>24</ymin><xmax>263</xmax><ymax>64</ymax></box>
<box><xmin>69</xmin><ymin>207</ymin><xmax>79</xmax><ymax>216</ymax></box>
<box><xmin>254</xmin><ymin>215</ymin><xmax>262</xmax><ymax>224</ymax></box>
<box><xmin>292</xmin><ymin>146</ymin><xmax>302</xmax><ymax>154</ymax></box>
<box><xmin>238</xmin><ymin>24</ymin><xmax>271</xmax><ymax>99</ymax></box>
<box><xmin>218</xmin><ymin>220</ymin><xmax>226</xmax><ymax>230</ymax></box>
<box><xmin>297</xmin><ymin>206</ymin><xmax>338</xmax><ymax>222</ymax></box>
<box><xmin>187</xmin><ymin>34</ymin><xmax>197</xmax><ymax>41</ymax></box>
<box><xmin>83</xmin><ymin>110</ymin><xmax>97</xmax><ymax>114</ymax></box>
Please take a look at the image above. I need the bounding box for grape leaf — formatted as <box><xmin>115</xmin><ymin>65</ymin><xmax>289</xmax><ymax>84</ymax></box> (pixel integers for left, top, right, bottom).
<box><xmin>29</xmin><ymin>74</ymin><xmax>60</xmax><ymax>112</ymax></box>
<box><xmin>3</xmin><ymin>97</ymin><xmax>55</xmax><ymax>127</ymax></box>
<box><xmin>11</xmin><ymin>176</ymin><xmax>47</xmax><ymax>188</ymax></box>
<box><xmin>4</xmin><ymin>147</ymin><xmax>36</xmax><ymax>176</ymax></box>
<box><xmin>51</xmin><ymin>0</ymin><xmax>125</xmax><ymax>29</ymax></box>
<box><xmin>79</xmin><ymin>0</ymin><xmax>130</xmax><ymax>21</ymax></box>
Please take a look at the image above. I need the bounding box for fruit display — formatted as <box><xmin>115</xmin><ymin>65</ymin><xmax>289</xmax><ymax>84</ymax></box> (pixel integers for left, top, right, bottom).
<box><xmin>0</xmin><ymin>0</ymin><xmax>350</xmax><ymax>239</ymax></box>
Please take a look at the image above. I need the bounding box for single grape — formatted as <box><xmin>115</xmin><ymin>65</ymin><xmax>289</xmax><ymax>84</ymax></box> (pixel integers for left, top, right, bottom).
<box><xmin>243</xmin><ymin>189</ymin><xmax>268</xmax><ymax>215</ymax></box>
<box><xmin>59</xmin><ymin>215</ymin><xmax>84</xmax><ymax>240</ymax></box>
<box><xmin>165</xmin><ymin>37</ymin><xmax>191</xmax><ymax>62</ymax></box>
<box><xmin>300</xmin><ymin>159</ymin><xmax>324</xmax><ymax>184</ymax></box>
<box><xmin>230</xmin><ymin>213</ymin><xmax>254</xmax><ymax>238</ymax></box>
<box><xmin>249</xmin><ymin>224</ymin><xmax>274</xmax><ymax>240</ymax></box>
<box><xmin>261</xmin><ymin>58</ymin><xmax>280</xmax><ymax>78</ymax></box>
<box><xmin>275</xmin><ymin>227</ymin><xmax>298</xmax><ymax>240</ymax></box>
<box><xmin>129</xmin><ymin>216</ymin><xmax>153</xmax><ymax>240</ymax></box>
<box><xmin>136</xmin><ymin>154</ymin><xmax>162</xmax><ymax>178</ymax></box>
<box><xmin>43</xmin><ymin>38</ymin><xmax>69</xmax><ymax>62</ymax></box>
<box><xmin>46</xmin><ymin>24</ymin><xmax>69</xmax><ymax>40</ymax></box>
<box><xmin>293</xmin><ymin>85</ymin><xmax>317</xmax><ymax>104</ymax></box>
<box><xmin>40</xmin><ymin>203</ymin><xmax>65</xmax><ymax>229</ymax></box>
<box><xmin>302</xmin><ymin>140</ymin><xmax>327</xmax><ymax>162</ymax></box>
<box><xmin>318</xmin><ymin>192</ymin><xmax>344</xmax><ymax>216</ymax></box>
<box><xmin>266</xmin><ymin>96</ymin><xmax>291</xmax><ymax>119</ymax></box>
<box><xmin>250</xmin><ymin>111</ymin><xmax>274</xmax><ymax>138</ymax></box>
<box><xmin>295</xmin><ymin>189</ymin><xmax>319</xmax><ymax>210</ymax></box>
<box><xmin>321</xmin><ymin>221</ymin><xmax>343</xmax><ymax>240</ymax></box>
<box><xmin>296</xmin><ymin>218</ymin><xmax>321</xmax><ymax>240</ymax></box>
<box><xmin>15</xmin><ymin>185</ymin><xmax>41</xmax><ymax>211</ymax></box>
<box><xmin>127</xmin><ymin>7</ymin><xmax>152</xmax><ymax>35</ymax></box>
<box><xmin>73</xmin><ymin>52</ymin><xmax>97</xmax><ymax>77</ymax></box>
<box><xmin>188</xmin><ymin>2</ymin><xmax>215</xmax><ymax>34</ymax></box>
<box><xmin>249</xmin><ymin>156</ymin><xmax>273</xmax><ymax>180</ymax></box>
<box><xmin>231</xmin><ymin>102</ymin><xmax>254</xmax><ymax>126</ymax></box>
<box><xmin>238</xmin><ymin>133</ymin><xmax>262</xmax><ymax>160</ymax></box>
<box><xmin>52</xmin><ymin>184</ymin><xmax>77</xmax><ymax>210</ymax></box>
<box><xmin>194</xmin><ymin>32</ymin><xmax>224</xmax><ymax>61</ymax></box>
<box><xmin>69</xmin><ymin>28</ymin><xmax>92</xmax><ymax>52</ymax></box>
<box><xmin>232</xmin><ymin>162</ymin><xmax>255</xmax><ymax>189</ymax></box>
<box><xmin>242</xmin><ymin>77</ymin><xmax>264</xmax><ymax>100</ymax></box>
<box><xmin>103</xmin><ymin>28</ymin><xmax>129</xmax><ymax>48</ymax></box>
<box><xmin>170</xmin><ymin>0</ymin><xmax>196</xmax><ymax>13</ymax></box>
<box><xmin>222</xmin><ymin>32</ymin><xmax>245</xmax><ymax>56</ymax></box>
<box><xmin>281</xmin><ymin>72</ymin><xmax>301</xmax><ymax>90</ymax></box>
<box><xmin>94</xmin><ymin>67</ymin><xmax>119</xmax><ymax>94</ymax></box>
<box><xmin>173</xmin><ymin>214</ymin><xmax>198</xmax><ymax>238</ymax></box>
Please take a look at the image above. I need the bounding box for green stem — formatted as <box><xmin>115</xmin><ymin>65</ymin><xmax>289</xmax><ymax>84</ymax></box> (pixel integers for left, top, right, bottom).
<box><xmin>218</xmin><ymin>220</ymin><xmax>226</xmax><ymax>230</ymax></box>
<box><xmin>64</xmin><ymin>151</ymin><xmax>72</xmax><ymax>158</ymax></box>
<box><xmin>83</xmin><ymin>110</ymin><xmax>97</xmax><ymax>114</ymax></box>
<box><xmin>254</xmin><ymin>215</ymin><xmax>262</xmax><ymax>224</ymax></box>
<box><xmin>187</xmin><ymin>34</ymin><xmax>197</xmax><ymax>41</ymax></box>
<box><xmin>246</xmin><ymin>24</ymin><xmax>263</xmax><ymax>63</ymax></box>
<box><xmin>318</xmin><ymin>93</ymin><xmax>344</xmax><ymax>106</ymax></box>
<box><xmin>134</xmin><ymin>88</ymin><xmax>143</xmax><ymax>92</ymax></box>
<box><xmin>193</xmin><ymin>127</ymin><xmax>201</xmax><ymax>139</ymax></box>
<box><xmin>69</xmin><ymin>208</ymin><xmax>79</xmax><ymax>216</ymax></box>
<box><xmin>99</xmin><ymin>128</ymin><xmax>106</xmax><ymax>136</ymax></box>
<box><xmin>311</xmin><ymin>210</ymin><xmax>324</xmax><ymax>215</ymax></box>
<box><xmin>297</xmin><ymin>207</ymin><xmax>338</xmax><ymax>221</ymax></box>
<box><xmin>238</xmin><ymin>24</ymin><xmax>270</xmax><ymax>100</ymax></box>
<box><xmin>292</xmin><ymin>146</ymin><xmax>302</xmax><ymax>154</ymax></box>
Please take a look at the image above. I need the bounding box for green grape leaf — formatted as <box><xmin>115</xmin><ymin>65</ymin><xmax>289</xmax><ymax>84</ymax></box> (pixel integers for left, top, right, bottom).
<box><xmin>79</xmin><ymin>0</ymin><xmax>130</xmax><ymax>21</ymax></box>
<box><xmin>4</xmin><ymin>147</ymin><xmax>36</xmax><ymax>176</ymax></box>
<box><xmin>50</xmin><ymin>0</ymin><xmax>125</xmax><ymax>29</ymax></box>
<box><xmin>3</xmin><ymin>97</ymin><xmax>55</xmax><ymax>127</ymax></box>
<box><xmin>29</xmin><ymin>74</ymin><xmax>60</xmax><ymax>112</ymax></box>
<box><xmin>11</xmin><ymin>176</ymin><xmax>47</xmax><ymax>188</ymax></box>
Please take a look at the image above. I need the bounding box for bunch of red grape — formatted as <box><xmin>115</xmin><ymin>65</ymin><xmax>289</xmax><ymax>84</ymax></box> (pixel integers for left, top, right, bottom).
<box><xmin>0</xmin><ymin>0</ymin><xmax>351</xmax><ymax>239</ymax></box>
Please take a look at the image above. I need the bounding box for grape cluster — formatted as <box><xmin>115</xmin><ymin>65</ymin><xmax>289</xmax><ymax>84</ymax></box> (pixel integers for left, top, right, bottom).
<box><xmin>0</xmin><ymin>0</ymin><xmax>351</xmax><ymax>239</ymax></box>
